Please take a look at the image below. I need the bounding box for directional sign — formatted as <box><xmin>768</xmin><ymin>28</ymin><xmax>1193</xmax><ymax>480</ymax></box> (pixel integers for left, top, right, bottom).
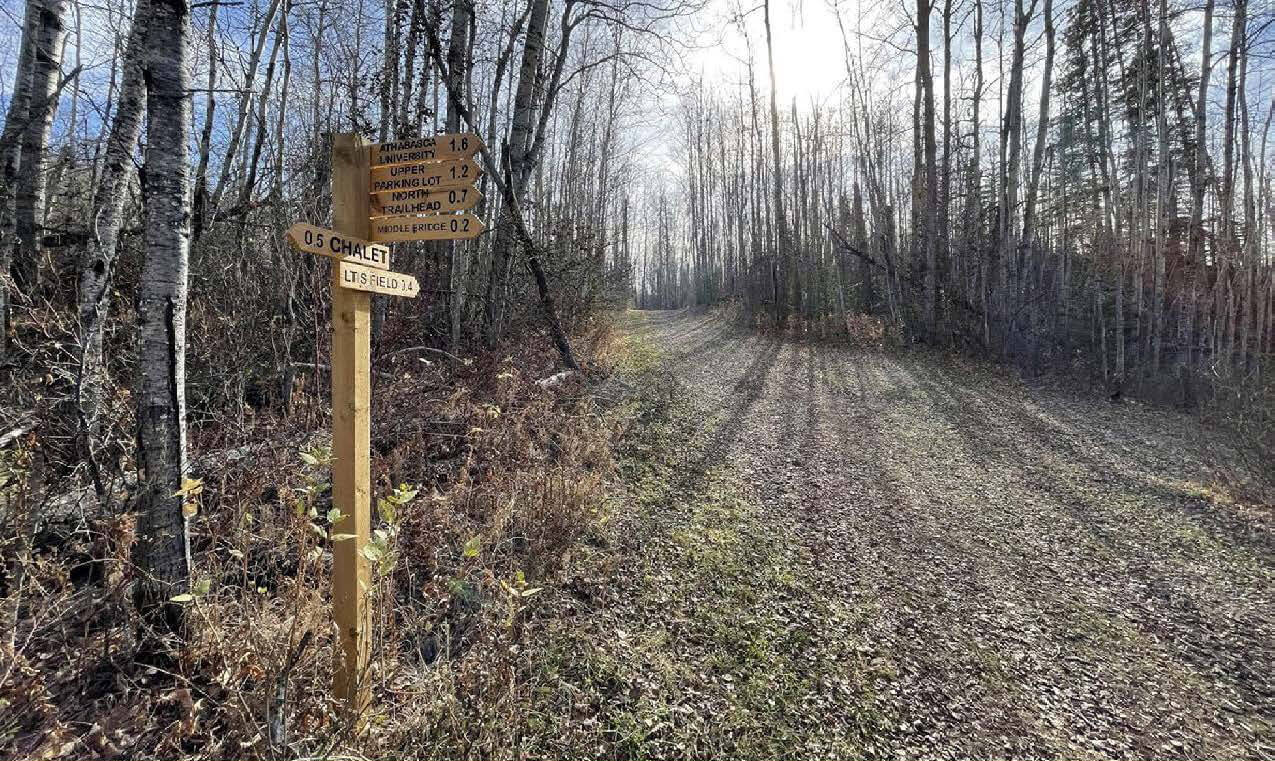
<box><xmin>369</xmin><ymin>186</ymin><xmax>482</xmax><ymax>217</ymax></box>
<box><xmin>370</xmin><ymin>212</ymin><xmax>486</xmax><ymax>243</ymax></box>
<box><xmin>369</xmin><ymin>132</ymin><xmax>484</xmax><ymax>166</ymax></box>
<box><xmin>287</xmin><ymin>222</ymin><xmax>390</xmax><ymax>270</ymax></box>
<box><xmin>336</xmin><ymin>260</ymin><xmax>420</xmax><ymax>298</ymax></box>
<box><xmin>369</xmin><ymin>158</ymin><xmax>481</xmax><ymax>194</ymax></box>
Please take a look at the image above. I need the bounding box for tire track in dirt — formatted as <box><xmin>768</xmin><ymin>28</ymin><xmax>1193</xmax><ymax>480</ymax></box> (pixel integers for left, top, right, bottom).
<box><xmin>632</xmin><ymin>309</ymin><xmax>1275</xmax><ymax>759</ymax></box>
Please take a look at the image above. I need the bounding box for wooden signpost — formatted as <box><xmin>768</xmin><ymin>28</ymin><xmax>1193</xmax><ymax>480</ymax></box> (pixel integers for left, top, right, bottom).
<box><xmin>286</xmin><ymin>131</ymin><xmax>488</xmax><ymax>714</ymax></box>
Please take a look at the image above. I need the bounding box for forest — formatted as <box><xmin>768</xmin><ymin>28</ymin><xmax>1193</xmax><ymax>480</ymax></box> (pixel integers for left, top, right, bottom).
<box><xmin>645</xmin><ymin>0</ymin><xmax>1274</xmax><ymax>407</ymax></box>
<box><xmin>0</xmin><ymin>0</ymin><xmax>1272</xmax><ymax>755</ymax></box>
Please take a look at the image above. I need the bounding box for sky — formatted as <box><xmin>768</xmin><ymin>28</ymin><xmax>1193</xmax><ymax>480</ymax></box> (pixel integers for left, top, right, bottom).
<box><xmin>624</xmin><ymin>0</ymin><xmax>894</xmax><ymax>186</ymax></box>
<box><xmin>684</xmin><ymin>0</ymin><xmax>860</xmax><ymax>106</ymax></box>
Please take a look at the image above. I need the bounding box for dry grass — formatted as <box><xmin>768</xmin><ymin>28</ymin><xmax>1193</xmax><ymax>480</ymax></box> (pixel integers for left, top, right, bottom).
<box><xmin>1198</xmin><ymin>359</ymin><xmax>1275</xmax><ymax>504</ymax></box>
<box><xmin>0</xmin><ymin>312</ymin><xmax>646</xmax><ymax>760</ymax></box>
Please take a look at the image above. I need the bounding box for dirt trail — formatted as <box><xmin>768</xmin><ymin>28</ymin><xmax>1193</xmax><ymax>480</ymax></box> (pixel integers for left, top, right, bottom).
<box><xmin>600</xmin><ymin>309</ymin><xmax>1275</xmax><ymax>759</ymax></box>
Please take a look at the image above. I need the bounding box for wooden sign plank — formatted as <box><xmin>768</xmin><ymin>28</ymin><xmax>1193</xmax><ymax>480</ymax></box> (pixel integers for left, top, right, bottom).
<box><xmin>369</xmin><ymin>132</ymin><xmax>484</xmax><ymax>166</ymax></box>
<box><xmin>287</xmin><ymin>222</ymin><xmax>390</xmax><ymax>270</ymax></box>
<box><xmin>337</xmin><ymin>260</ymin><xmax>420</xmax><ymax>298</ymax></box>
<box><xmin>369</xmin><ymin>186</ymin><xmax>482</xmax><ymax>217</ymax></box>
<box><xmin>368</xmin><ymin>158</ymin><xmax>481</xmax><ymax>194</ymax></box>
<box><xmin>369</xmin><ymin>212</ymin><xmax>486</xmax><ymax>243</ymax></box>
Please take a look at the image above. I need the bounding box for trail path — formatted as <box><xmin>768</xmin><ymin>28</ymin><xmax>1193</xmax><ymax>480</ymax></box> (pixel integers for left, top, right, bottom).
<box><xmin>534</xmin><ymin>310</ymin><xmax>1275</xmax><ymax>759</ymax></box>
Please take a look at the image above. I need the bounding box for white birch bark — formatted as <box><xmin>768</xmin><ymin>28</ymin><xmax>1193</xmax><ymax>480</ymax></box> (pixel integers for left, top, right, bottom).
<box><xmin>11</xmin><ymin>0</ymin><xmax>69</xmax><ymax>298</ymax></box>
<box><xmin>0</xmin><ymin>0</ymin><xmax>39</xmax><ymax>361</ymax></box>
<box><xmin>76</xmin><ymin>0</ymin><xmax>148</xmax><ymax>478</ymax></box>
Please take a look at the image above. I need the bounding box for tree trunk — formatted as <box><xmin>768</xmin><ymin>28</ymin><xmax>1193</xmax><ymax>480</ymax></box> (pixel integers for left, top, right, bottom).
<box><xmin>1150</xmin><ymin>0</ymin><xmax>1170</xmax><ymax>370</ymax></box>
<box><xmin>11</xmin><ymin>0</ymin><xmax>69</xmax><ymax>296</ymax></box>
<box><xmin>1219</xmin><ymin>0</ymin><xmax>1245</xmax><ymax>258</ymax></box>
<box><xmin>483</xmin><ymin>0</ymin><xmax>551</xmax><ymax>344</ymax></box>
<box><xmin>1188</xmin><ymin>0</ymin><xmax>1214</xmax><ymax>266</ymax></box>
<box><xmin>916</xmin><ymin>0</ymin><xmax>938</xmax><ymax>333</ymax></box>
<box><xmin>1022</xmin><ymin>0</ymin><xmax>1053</xmax><ymax>245</ymax></box>
<box><xmin>763</xmin><ymin>0</ymin><xmax>791</xmax><ymax>325</ymax></box>
<box><xmin>998</xmin><ymin>0</ymin><xmax>1032</xmax><ymax>344</ymax></box>
<box><xmin>203</xmin><ymin>0</ymin><xmax>283</xmax><ymax>238</ymax></box>
<box><xmin>851</xmin><ymin>181</ymin><xmax>872</xmax><ymax>311</ymax></box>
<box><xmin>940</xmin><ymin>0</ymin><xmax>952</xmax><ymax>299</ymax></box>
<box><xmin>76</xmin><ymin>0</ymin><xmax>148</xmax><ymax>483</ymax></box>
<box><xmin>190</xmin><ymin>0</ymin><xmax>219</xmax><ymax>242</ymax></box>
<box><xmin>0</xmin><ymin>0</ymin><xmax>40</xmax><ymax>361</ymax></box>
<box><xmin>132</xmin><ymin>0</ymin><xmax>193</xmax><ymax>633</ymax></box>
<box><xmin>445</xmin><ymin>0</ymin><xmax>472</xmax><ymax>346</ymax></box>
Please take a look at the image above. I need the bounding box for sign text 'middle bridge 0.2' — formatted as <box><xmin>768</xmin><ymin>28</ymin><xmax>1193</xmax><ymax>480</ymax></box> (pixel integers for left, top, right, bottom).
<box><xmin>371</xmin><ymin>212</ymin><xmax>484</xmax><ymax>243</ymax></box>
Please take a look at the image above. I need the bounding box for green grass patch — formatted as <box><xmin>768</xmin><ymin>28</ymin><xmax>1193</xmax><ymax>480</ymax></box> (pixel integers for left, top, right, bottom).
<box><xmin>514</xmin><ymin>333</ymin><xmax>887</xmax><ymax>758</ymax></box>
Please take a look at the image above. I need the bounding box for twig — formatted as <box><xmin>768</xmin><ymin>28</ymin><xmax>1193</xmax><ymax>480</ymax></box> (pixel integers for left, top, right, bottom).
<box><xmin>0</xmin><ymin>416</ymin><xmax>36</xmax><ymax>449</ymax></box>
<box><xmin>824</xmin><ymin>222</ymin><xmax>988</xmax><ymax>323</ymax></box>
<box><xmin>293</xmin><ymin>362</ymin><xmax>398</xmax><ymax>382</ymax></box>
<box><xmin>535</xmin><ymin>370</ymin><xmax>576</xmax><ymax>388</ymax></box>
<box><xmin>0</xmin><ymin>65</ymin><xmax>84</xmax><ymax>156</ymax></box>
<box><xmin>378</xmin><ymin>345</ymin><xmax>468</xmax><ymax>364</ymax></box>
<box><xmin>268</xmin><ymin>630</ymin><xmax>312</xmax><ymax>754</ymax></box>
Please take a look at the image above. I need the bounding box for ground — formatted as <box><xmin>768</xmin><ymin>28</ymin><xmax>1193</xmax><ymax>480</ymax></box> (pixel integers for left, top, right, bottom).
<box><xmin>515</xmin><ymin>309</ymin><xmax>1275</xmax><ymax>759</ymax></box>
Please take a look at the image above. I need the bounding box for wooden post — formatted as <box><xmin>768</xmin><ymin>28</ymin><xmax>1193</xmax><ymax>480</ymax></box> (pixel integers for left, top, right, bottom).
<box><xmin>329</xmin><ymin>132</ymin><xmax>372</xmax><ymax>713</ymax></box>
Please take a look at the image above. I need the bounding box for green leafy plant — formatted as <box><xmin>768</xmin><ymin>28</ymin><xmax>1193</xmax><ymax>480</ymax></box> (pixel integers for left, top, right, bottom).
<box><xmin>363</xmin><ymin>483</ymin><xmax>417</xmax><ymax>576</ymax></box>
<box><xmin>498</xmin><ymin>569</ymin><xmax>542</xmax><ymax>628</ymax></box>
<box><xmin>174</xmin><ymin>476</ymin><xmax>204</xmax><ymax>518</ymax></box>
<box><xmin>291</xmin><ymin>445</ymin><xmax>332</xmax><ymax>542</ymax></box>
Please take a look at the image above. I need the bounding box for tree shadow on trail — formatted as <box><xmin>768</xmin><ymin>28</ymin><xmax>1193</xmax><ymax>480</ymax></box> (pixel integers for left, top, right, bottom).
<box><xmin>921</xmin><ymin>359</ymin><xmax>1275</xmax><ymax>568</ymax></box>
<box><xmin>649</xmin><ymin>336</ymin><xmax>786</xmax><ymax>507</ymax></box>
<box><xmin>665</xmin><ymin>320</ymin><xmax>749</xmax><ymax>370</ymax></box>
<box><xmin>911</xmin><ymin>363</ymin><xmax>1275</xmax><ymax>717</ymax></box>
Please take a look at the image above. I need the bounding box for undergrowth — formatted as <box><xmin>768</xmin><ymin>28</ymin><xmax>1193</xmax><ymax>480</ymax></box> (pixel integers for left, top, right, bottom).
<box><xmin>0</xmin><ymin>315</ymin><xmax>637</xmax><ymax>759</ymax></box>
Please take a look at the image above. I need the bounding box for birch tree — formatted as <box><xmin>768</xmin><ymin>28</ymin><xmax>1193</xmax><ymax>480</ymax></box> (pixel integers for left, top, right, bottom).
<box><xmin>132</xmin><ymin>0</ymin><xmax>193</xmax><ymax>630</ymax></box>
<box><xmin>76</xmin><ymin>1</ymin><xmax>147</xmax><ymax>480</ymax></box>
<box><xmin>11</xmin><ymin>0</ymin><xmax>69</xmax><ymax>294</ymax></box>
<box><xmin>0</xmin><ymin>0</ymin><xmax>39</xmax><ymax>361</ymax></box>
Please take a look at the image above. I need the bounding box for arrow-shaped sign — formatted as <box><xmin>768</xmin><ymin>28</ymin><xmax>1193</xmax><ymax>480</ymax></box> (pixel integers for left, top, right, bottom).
<box><xmin>370</xmin><ymin>186</ymin><xmax>482</xmax><ymax>217</ymax></box>
<box><xmin>370</xmin><ymin>212</ymin><xmax>486</xmax><ymax>243</ymax></box>
<box><xmin>287</xmin><ymin>222</ymin><xmax>390</xmax><ymax>270</ymax></box>
<box><xmin>369</xmin><ymin>158</ymin><xmax>481</xmax><ymax>194</ymax></box>
<box><xmin>369</xmin><ymin>132</ymin><xmax>484</xmax><ymax>166</ymax></box>
<box><xmin>336</xmin><ymin>261</ymin><xmax>420</xmax><ymax>298</ymax></box>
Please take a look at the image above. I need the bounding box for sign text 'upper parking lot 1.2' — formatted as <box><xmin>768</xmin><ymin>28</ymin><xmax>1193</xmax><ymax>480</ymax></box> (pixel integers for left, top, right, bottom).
<box><xmin>369</xmin><ymin>158</ymin><xmax>481</xmax><ymax>194</ymax></box>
